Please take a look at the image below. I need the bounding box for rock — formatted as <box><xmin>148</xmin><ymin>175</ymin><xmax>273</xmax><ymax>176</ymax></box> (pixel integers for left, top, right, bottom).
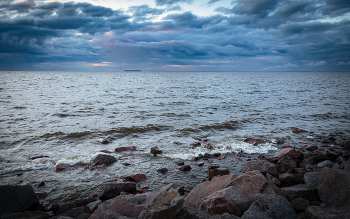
<box><xmin>196</xmin><ymin>162</ymin><xmax>204</xmax><ymax>166</ymax></box>
<box><xmin>174</xmin><ymin>207</ymin><xmax>212</xmax><ymax>219</ymax></box>
<box><xmin>30</xmin><ymin>155</ymin><xmax>50</xmax><ymax>160</ymax></box>
<box><xmin>36</xmin><ymin>192</ymin><xmax>47</xmax><ymax>199</ymax></box>
<box><xmin>131</xmin><ymin>174</ymin><xmax>147</xmax><ymax>182</ymax></box>
<box><xmin>274</xmin><ymin>148</ymin><xmax>303</xmax><ymax>160</ymax></box>
<box><xmin>279</xmin><ymin>173</ymin><xmax>297</xmax><ymax>184</ymax></box>
<box><xmin>139</xmin><ymin>190</ymin><xmax>184</xmax><ymax>219</ymax></box>
<box><xmin>292</xmin><ymin>128</ymin><xmax>308</xmax><ymax>133</ymax></box>
<box><xmin>208</xmin><ymin>168</ymin><xmax>230</xmax><ymax>180</ymax></box>
<box><xmin>265</xmin><ymin>173</ymin><xmax>281</xmax><ymax>186</ymax></box>
<box><xmin>2</xmin><ymin>211</ymin><xmax>49</xmax><ymax>219</ymax></box>
<box><xmin>280</xmin><ymin>184</ymin><xmax>319</xmax><ymax>201</ymax></box>
<box><xmin>88</xmin><ymin>199</ymin><xmax>129</xmax><ymax>219</ymax></box>
<box><xmin>217</xmin><ymin>155</ymin><xmax>226</xmax><ymax>160</ymax></box>
<box><xmin>150</xmin><ymin>147</ymin><xmax>162</xmax><ymax>155</ymax></box>
<box><xmin>99</xmin><ymin>149</ymin><xmax>113</xmax><ymax>154</ymax></box>
<box><xmin>37</xmin><ymin>181</ymin><xmax>45</xmax><ymax>187</ymax></box>
<box><xmin>190</xmin><ymin>142</ymin><xmax>201</xmax><ymax>147</ymax></box>
<box><xmin>244</xmin><ymin>160</ymin><xmax>278</xmax><ymax>176</ymax></box>
<box><xmin>340</xmin><ymin>141</ymin><xmax>350</xmax><ymax>150</ymax></box>
<box><xmin>179</xmin><ymin>165</ymin><xmax>191</xmax><ymax>171</ymax></box>
<box><xmin>317</xmin><ymin>160</ymin><xmax>333</xmax><ymax>168</ymax></box>
<box><xmin>90</xmin><ymin>154</ymin><xmax>116</xmax><ymax>166</ymax></box>
<box><xmin>317</xmin><ymin>167</ymin><xmax>350</xmax><ymax>206</ymax></box>
<box><xmin>58</xmin><ymin>206</ymin><xmax>91</xmax><ymax>219</ymax></box>
<box><xmin>157</xmin><ymin>168</ymin><xmax>168</xmax><ymax>173</ymax></box>
<box><xmin>115</xmin><ymin>146</ymin><xmax>137</xmax><ymax>152</ymax></box>
<box><xmin>291</xmin><ymin>198</ymin><xmax>309</xmax><ymax>213</ymax></box>
<box><xmin>306</xmin><ymin>146</ymin><xmax>318</xmax><ymax>151</ymax></box>
<box><xmin>211</xmin><ymin>213</ymin><xmax>241</xmax><ymax>219</ymax></box>
<box><xmin>123</xmin><ymin>162</ymin><xmax>130</xmax><ymax>166</ymax></box>
<box><xmin>86</xmin><ymin>200</ymin><xmax>100</xmax><ymax>213</ymax></box>
<box><xmin>205</xmin><ymin>143</ymin><xmax>214</xmax><ymax>149</ymax></box>
<box><xmin>208</xmin><ymin>164</ymin><xmax>220</xmax><ymax>169</ymax></box>
<box><xmin>54</xmin><ymin>163</ymin><xmax>71</xmax><ymax>172</ymax></box>
<box><xmin>344</xmin><ymin>159</ymin><xmax>350</xmax><ymax>172</ymax></box>
<box><xmin>303</xmin><ymin>206</ymin><xmax>350</xmax><ymax>219</ymax></box>
<box><xmin>56</xmin><ymin>202</ymin><xmax>77</xmax><ymax>215</ymax></box>
<box><xmin>226</xmin><ymin>170</ymin><xmax>281</xmax><ymax>203</ymax></box>
<box><xmin>174</xmin><ymin>158</ymin><xmax>185</xmax><ymax>165</ymax></box>
<box><xmin>199</xmin><ymin>186</ymin><xmax>250</xmax><ymax>216</ymax></box>
<box><xmin>241</xmin><ymin>194</ymin><xmax>297</xmax><ymax>219</ymax></box>
<box><xmin>0</xmin><ymin>184</ymin><xmax>40</xmax><ymax>218</ymax></box>
<box><xmin>99</xmin><ymin>182</ymin><xmax>136</xmax><ymax>201</ymax></box>
<box><xmin>184</xmin><ymin>174</ymin><xmax>239</xmax><ymax>209</ymax></box>
<box><xmin>243</xmin><ymin>138</ymin><xmax>271</xmax><ymax>145</ymax></box>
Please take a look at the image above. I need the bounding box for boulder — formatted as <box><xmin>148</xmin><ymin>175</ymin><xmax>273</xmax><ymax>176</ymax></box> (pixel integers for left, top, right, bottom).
<box><xmin>344</xmin><ymin>159</ymin><xmax>350</xmax><ymax>172</ymax></box>
<box><xmin>88</xmin><ymin>199</ymin><xmax>130</xmax><ymax>219</ymax></box>
<box><xmin>0</xmin><ymin>184</ymin><xmax>39</xmax><ymax>218</ymax></box>
<box><xmin>56</xmin><ymin>202</ymin><xmax>77</xmax><ymax>215</ymax></box>
<box><xmin>99</xmin><ymin>182</ymin><xmax>136</xmax><ymax>201</ymax></box>
<box><xmin>244</xmin><ymin>160</ymin><xmax>278</xmax><ymax>176</ymax></box>
<box><xmin>54</xmin><ymin>163</ymin><xmax>71</xmax><ymax>172</ymax></box>
<box><xmin>184</xmin><ymin>174</ymin><xmax>239</xmax><ymax>209</ymax></box>
<box><xmin>86</xmin><ymin>200</ymin><xmax>100</xmax><ymax>213</ymax></box>
<box><xmin>179</xmin><ymin>165</ymin><xmax>191</xmax><ymax>171</ymax></box>
<box><xmin>131</xmin><ymin>174</ymin><xmax>147</xmax><ymax>182</ymax></box>
<box><xmin>227</xmin><ymin>171</ymin><xmax>281</xmax><ymax>203</ymax></box>
<box><xmin>265</xmin><ymin>173</ymin><xmax>281</xmax><ymax>186</ymax></box>
<box><xmin>2</xmin><ymin>211</ymin><xmax>49</xmax><ymax>219</ymax></box>
<box><xmin>139</xmin><ymin>190</ymin><xmax>184</xmax><ymax>219</ymax></box>
<box><xmin>174</xmin><ymin>207</ymin><xmax>212</xmax><ymax>219</ymax></box>
<box><xmin>199</xmin><ymin>186</ymin><xmax>250</xmax><ymax>216</ymax></box>
<box><xmin>280</xmin><ymin>184</ymin><xmax>319</xmax><ymax>201</ymax></box>
<box><xmin>115</xmin><ymin>146</ymin><xmax>137</xmax><ymax>152</ymax></box>
<box><xmin>340</xmin><ymin>141</ymin><xmax>350</xmax><ymax>150</ymax></box>
<box><xmin>196</xmin><ymin>162</ymin><xmax>204</xmax><ymax>166</ymax></box>
<box><xmin>243</xmin><ymin>138</ymin><xmax>271</xmax><ymax>145</ymax></box>
<box><xmin>303</xmin><ymin>206</ymin><xmax>350</xmax><ymax>219</ymax></box>
<box><xmin>317</xmin><ymin>167</ymin><xmax>350</xmax><ymax>206</ymax></box>
<box><xmin>305</xmin><ymin>146</ymin><xmax>318</xmax><ymax>151</ymax></box>
<box><xmin>151</xmin><ymin>147</ymin><xmax>162</xmax><ymax>155</ymax></box>
<box><xmin>208</xmin><ymin>168</ymin><xmax>230</xmax><ymax>180</ymax></box>
<box><xmin>57</xmin><ymin>206</ymin><xmax>91</xmax><ymax>219</ymax></box>
<box><xmin>241</xmin><ymin>194</ymin><xmax>297</xmax><ymax>219</ymax></box>
<box><xmin>107</xmin><ymin>193</ymin><xmax>148</xmax><ymax>218</ymax></box>
<box><xmin>279</xmin><ymin>173</ymin><xmax>297</xmax><ymax>184</ymax></box>
<box><xmin>317</xmin><ymin>160</ymin><xmax>333</xmax><ymax>168</ymax></box>
<box><xmin>291</xmin><ymin>198</ymin><xmax>309</xmax><ymax>213</ymax></box>
<box><xmin>90</xmin><ymin>154</ymin><xmax>116</xmax><ymax>166</ymax></box>
<box><xmin>274</xmin><ymin>148</ymin><xmax>303</xmax><ymax>160</ymax></box>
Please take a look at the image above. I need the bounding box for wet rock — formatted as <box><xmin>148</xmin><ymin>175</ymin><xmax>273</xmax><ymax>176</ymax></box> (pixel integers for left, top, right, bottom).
<box><xmin>344</xmin><ymin>159</ymin><xmax>350</xmax><ymax>172</ymax></box>
<box><xmin>280</xmin><ymin>184</ymin><xmax>319</xmax><ymax>202</ymax></box>
<box><xmin>37</xmin><ymin>181</ymin><xmax>45</xmax><ymax>187</ymax></box>
<box><xmin>199</xmin><ymin>186</ymin><xmax>250</xmax><ymax>216</ymax></box>
<box><xmin>274</xmin><ymin>148</ymin><xmax>303</xmax><ymax>160</ymax></box>
<box><xmin>157</xmin><ymin>168</ymin><xmax>168</xmax><ymax>173</ymax></box>
<box><xmin>208</xmin><ymin>164</ymin><xmax>220</xmax><ymax>169</ymax></box>
<box><xmin>207</xmin><ymin>159</ymin><xmax>214</xmax><ymax>163</ymax></box>
<box><xmin>303</xmin><ymin>206</ymin><xmax>350</xmax><ymax>219</ymax></box>
<box><xmin>321</xmin><ymin>138</ymin><xmax>332</xmax><ymax>144</ymax></box>
<box><xmin>54</xmin><ymin>163</ymin><xmax>71</xmax><ymax>172</ymax></box>
<box><xmin>241</xmin><ymin>194</ymin><xmax>297</xmax><ymax>219</ymax></box>
<box><xmin>244</xmin><ymin>160</ymin><xmax>278</xmax><ymax>176</ymax></box>
<box><xmin>174</xmin><ymin>158</ymin><xmax>185</xmax><ymax>165</ymax></box>
<box><xmin>340</xmin><ymin>141</ymin><xmax>350</xmax><ymax>149</ymax></box>
<box><xmin>291</xmin><ymin>198</ymin><xmax>309</xmax><ymax>213</ymax></box>
<box><xmin>131</xmin><ymin>174</ymin><xmax>147</xmax><ymax>182</ymax></box>
<box><xmin>179</xmin><ymin>165</ymin><xmax>192</xmax><ymax>171</ymax></box>
<box><xmin>115</xmin><ymin>146</ymin><xmax>137</xmax><ymax>152</ymax></box>
<box><xmin>57</xmin><ymin>206</ymin><xmax>91</xmax><ymax>219</ymax></box>
<box><xmin>293</xmin><ymin>127</ymin><xmax>308</xmax><ymax>133</ymax></box>
<box><xmin>305</xmin><ymin>146</ymin><xmax>318</xmax><ymax>151</ymax></box>
<box><xmin>208</xmin><ymin>168</ymin><xmax>230</xmax><ymax>180</ymax></box>
<box><xmin>36</xmin><ymin>192</ymin><xmax>47</xmax><ymax>199</ymax></box>
<box><xmin>184</xmin><ymin>174</ymin><xmax>239</xmax><ymax>210</ymax></box>
<box><xmin>190</xmin><ymin>142</ymin><xmax>201</xmax><ymax>147</ymax></box>
<box><xmin>139</xmin><ymin>190</ymin><xmax>185</xmax><ymax>219</ymax></box>
<box><xmin>196</xmin><ymin>162</ymin><xmax>204</xmax><ymax>166</ymax></box>
<box><xmin>204</xmin><ymin>153</ymin><xmax>215</xmax><ymax>158</ymax></box>
<box><xmin>243</xmin><ymin>138</ymin><xmax>271</xmax><ymax>145</ymax></box>
<box><xmin>87</xmin><ymin>199</ymin><xmax>126</xmax><ymax>219</ymax></box>
<box><xmin>90</xmin><ymin>154</ymin><xmax>116</xmax><ymax>166</ymax></box>
<box><xmin>99</xmin><ymin>150</ymin><xmax>113</xmax><ymax>154</ymax></box>
<box><xmin>56</xmin><ymin>202</ymin><xmax>77</xmax><ymax>215</ymax></box>
<box><xmin>205</xmin><ymin>143</ymin><xmax>214</xmax><ymax>149</ymax></box>
<box><xmin>101</xmin><ymin>140</ymin><xmax>109</xmax><ymax>144</ymax></box>
<box><xmin>174</xmin><ymin>207</ymin><xmax>212</xmax><ymax>219</ymax></box>
<box><xmin>226</xmin><ymin>170</ymin><xmax>281</xmax><ymax>203</ymax></box>
<box><xmin>265</xmin><ymin>173</ymin><xmax>281</xmax><ymax>186</ymax></box>
<box><xmin>2</xmin><ymin>211</ymin><xmax>49</xmax><ymax>219</ymax></box>
<box><xmin>191</xmin><ymin>156</ymin><xmax>199</xmax><ymax>161</ymax></box>
<box><xmin>30</xmin><ymin>155</ymin><xmax>50</xmax><ymax>160</ymax></box>
<box><xmin>279</xmin><ymin>173</ymin><xmax>297</xmax><ymax>184</ymax></box>
<box><xmin>317</xmin><ymin>167</ymin><xmax>350</xmax><ymax>206</ymax></box>
<box><xmin>99</xmin><ymin>182</ymin><xmax>136</xmax><ymax>201</ymax></box>
<box><xmin>86</xmin><ymin>200</ymin><xmax>100</xmax><ymax>213</ymax></box>
<box><xmin>0</xmin><ymin>184</ymin><xmax>40</xmax><ymax>218</ymax></box>
<box><xmin>317</xmin><ymin>160</ymin><xmax>333</xmax><ymax>168</ymax></box>
<box><xmin>150</xmin><ymin>147</ymin><xmax>162</xmax><ymax>155</ymax></box>
<box><xmin>217</xmin><ymin>155</ymin><xmax>226</xmax><ymax>160</ymax></box>
<box><xmin>123</xmin><ymin>162</ymin><xmax>130</xmax><ymax>166</ymax></box>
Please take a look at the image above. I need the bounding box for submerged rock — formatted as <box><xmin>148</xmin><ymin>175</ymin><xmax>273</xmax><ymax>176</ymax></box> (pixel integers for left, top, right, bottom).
<box><xmin>54</xmin><ymin>163</ymin><xmax>71</xmax><ymax>172</ymax></box>
<box><xmin>132</xmin><ymin>174</ymin><xmax>147</xmax><ymax>182</ymax></box>
<box><xmin>90</xmin><ymin>154</ymin><xmax>116</xmax><ymax>166</ymax></box>
<box><xmin>151</xmin><ymin>147</ymin><xmax>162</xmax><ymax>155</ymax></box>
<box><xmin>179</xmin><ymin>165</ymin><xmax>192</xmax><ymax>171</ymax></box>
<box><xmin>115</xmin><ymin>146</ymin><xmax>137</xmax><ymax>152</ymax></box>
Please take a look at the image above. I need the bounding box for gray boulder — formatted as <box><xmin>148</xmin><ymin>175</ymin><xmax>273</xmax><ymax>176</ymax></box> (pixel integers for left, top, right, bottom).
<box><xmin>241</xmin><ymin>194</ymin><xmax>297</xmax><ymax>219</ymax></box>
<box><xmin>244</xmin><ymin>160</ymin><xmax>278</xmax><ymax>176</ymax></box>
<box><xmin>99</xmin><ymin>181</ymin><xmax>136</xmax><ymax>201</ymax></box>
<box><xmin>90</xmin><ymin>154</ymin><xmax>116</xmax><ymax>166</ymax></box>
<box><xmin>208</xmin><ymin>168</ymin><xmax>230</xmax><ymax>180</ymax></box>
<box><xmin>281</xmin><ymin>184</ymin><xmax>319</xmax><ymax>202</ymax></box>
<box><xmin>303</xmin><ymin>206</ymin><xmax>350</xmax><ymax>219</ymax></box>
<box><xmin>304</xmin><ymin>172</ymin><xmax>322</xmax><ymax>189</ymax></box>
<box><xmin>317</xmin><ymin>160</ymin><xmax>333</xmax><ymax>168</ymax></box>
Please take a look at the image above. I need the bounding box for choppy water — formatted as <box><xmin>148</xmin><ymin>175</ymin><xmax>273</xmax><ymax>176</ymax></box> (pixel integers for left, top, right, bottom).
<box><xmin>0</xmin><ymin>71</ymin><xmax>349</xmax><ymax>204</ymax></box>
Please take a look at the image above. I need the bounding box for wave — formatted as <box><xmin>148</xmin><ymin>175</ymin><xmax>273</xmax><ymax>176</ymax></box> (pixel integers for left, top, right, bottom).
<box><xmin>175</xmin><ymin>119</ymin><xmax>250</xmax><ymax>133</ymax></box>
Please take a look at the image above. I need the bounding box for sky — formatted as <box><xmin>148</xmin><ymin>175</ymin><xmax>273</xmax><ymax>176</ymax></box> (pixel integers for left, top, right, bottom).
<box><xmin>0</xmin><ymin>0</ymin><xmax>350</xmax><ymax>71</ymax></box>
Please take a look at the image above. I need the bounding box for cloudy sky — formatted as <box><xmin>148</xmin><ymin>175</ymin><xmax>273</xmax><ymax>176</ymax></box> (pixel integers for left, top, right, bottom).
<box><xmin>1</xmin><ymin>0</ymin><xmax>350</xmax><ymax>71</ymax></box>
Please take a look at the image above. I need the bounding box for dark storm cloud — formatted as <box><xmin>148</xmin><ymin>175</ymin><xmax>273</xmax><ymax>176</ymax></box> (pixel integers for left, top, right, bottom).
<box><xmin>165</xmin><ymin>11</ymin><xmax>224</xmax><ymax>28</ymax></box>
<box><xmin>230</xmin><ymin>0</ymin><xmax>279</xmax><ymax>18</ymax></box>
<box><xmin>155</xmin><ymin>0</ymin><xmax>193</xmax><ymax>6</ymax></box>
<box><xmin>275</xmin><ymin>1</ymin><xmax>310</xmax><ymax>18</ymax></box>
<box><xmin>5</xmin><ymin>0</ymin><xmax>35</xmax><ymax>13</ymax></box>
<box><xmin>78</xmin><ymin>3</ymin><xmax>114</xmax><ymax>17</ymax></box>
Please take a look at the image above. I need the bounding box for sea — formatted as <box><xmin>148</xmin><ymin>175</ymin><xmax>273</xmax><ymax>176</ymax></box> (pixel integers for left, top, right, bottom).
<box><xmin>0</xmin><ymin>71</ymin><xmax>349</xmax><ymax>204</ymax></box>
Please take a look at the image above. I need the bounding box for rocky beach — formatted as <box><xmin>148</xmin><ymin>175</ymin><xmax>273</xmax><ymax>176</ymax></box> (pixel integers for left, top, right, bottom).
<box><xmin>1</xmin><ymin>127</ymin><xmax>350</xmax><ymax>219</ymax></box>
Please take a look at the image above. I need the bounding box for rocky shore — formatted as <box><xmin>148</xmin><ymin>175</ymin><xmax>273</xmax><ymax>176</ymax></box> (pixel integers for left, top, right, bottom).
<box><xmin>1</xmin><ymin>128</ymin><xmax>350</xmax><ymax>219</ymax></box>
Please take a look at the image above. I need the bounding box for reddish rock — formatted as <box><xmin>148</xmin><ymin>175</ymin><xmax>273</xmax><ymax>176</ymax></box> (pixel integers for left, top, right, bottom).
<box><xmin>243</xmin><ymin>138</ymin><xmax>270</xmax><ymax>145</ymax></box>
<box><xmin>208</xmin><ymin>164</ymin><xmax>219</xmax><ymax>169</ymax></box>
<box><xmin>205</xmin><ymin>143</ymin><xmax>214</xmax><ymax>149</ymax></box>
<box><xmin>99</xmin><ymin>150</ymin><xmax>113</xmax><ymax>154</ymax></box>
<box><xmin>244</xmin><ymin>160</ymin><xmax>278</xmax><ymax>176</ymax></box>
<box><xmin>90</xmin><ymin>154</ymin><xmax>116</xmax><ymax>166</ymax></box>
<box><xmin>179</xmin><ymin>165</ymin><xmax>192</xmax><ymax>171</ymax></box>
<box><xmin>306</xmin><ymin>146</ymin><xmax>318</xmax><ymax>151</ymax></box>
<box><xmin>131</xmin><ymin>174</ymin><xmax>147</xmax><ymax>182</ymax></box>
<box><xmin>341</xmin><ymin>141</ymin><xmax>350</xmax><ymax>151</ymax></box>
<box><xmin>274</xmin><ymin>148</ymin><xmax>303</xmax><ymax>160</ymax></box>
<box><xmin>213</xmin><ymin>152</ymin><xmax>221</xmax><ymax>157</ymax></box>
<box><xmin>207</xmin><ymin>159</ymin><xmax>214</xmax><ymax>163</ymax></box>
<box><xmin>123</xmin><ymin>162</ymin><xmax>130</xmax><ymax>166</ymax></box>
<box><xmin>293</xmin><ymin>127</ymin><xmax>308</xmax><ymax>133</ymax></box>
<box><xmin>266</xmin><ymin>173</ymin><xmax>281</xmax><ymax>186</ymax></box>
<box><xmin>101</xmin><ymin>140</ymin><xmax>109</xmax><ymax>144</ymax></box>
<box><xmin>196</xmin><ymin>162</ymin><xmax>204</xmax><ymax>166</ymax></box>
<box><xmin>208</xmin><ymin>168</ymin><xmax>230</xmax><ymax>180</ymax></box>
<box><xmin>115</xmin><ymin>146</ymin><xmax>137</xmax><ymax>152</ymax></box>
<box><xmin>173</xmin><ymin>158</ymin><xmax>185</xmax><ymax>165</ymax></box>
<box><xmin>199</xmin><ymin>186</ymin><xmax>250</xmax><ymax>216</ymax></box>
<box><xmin>191</xmin><ymin>156</ymin><xmax>199</xmax><ymax>161</ymax></box>
<box><xmin>258</xmin><ymin>155</ymin><xmax>278</xmax><ymax>163</ymax></box>
<box><xmin>190</xmin><ymin>142</ymin><xmax>201</xmax><ymax>147</ymax></box>
<box><xmin>150</xmin><ymin>147</ymin><xmax>162</xmax><ymax>155</ymax></box>
<box><xmin>204</xmin><ymin>153</ymin><xmax>215</xmax><ymax>158</ymax></box>
<box><xmin>99</xmin><ymin>182</ymin><xmax>136</xmax><ymax>201</ymax></box>
<box><xmin>157</xmin><ymin>168</ymin><xmax>168</xmax><ymax>173</ymax></box>
<box><xmin>217</xmin><ymin>155</ymin><xmax>226</xmax><ymax>160</ymax></box>
<box><xmin>54</xmin><ymin>163</ymin><xmax>71</xmax><ymax>172</ymax></box>
<box><xmin>291</xmin><ymin>198</ymin><xmax>310</xmax><ymax>213</ymax></box>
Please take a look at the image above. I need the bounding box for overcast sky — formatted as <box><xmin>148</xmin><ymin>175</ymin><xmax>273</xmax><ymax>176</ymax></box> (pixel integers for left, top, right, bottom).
<box><xmin>1</xmin><ymin>0</ymin><xmax>350</xmax><ymax>71</ymax></box>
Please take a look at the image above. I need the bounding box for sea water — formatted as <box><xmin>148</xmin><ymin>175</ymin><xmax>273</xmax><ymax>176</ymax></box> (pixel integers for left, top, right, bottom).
<box><xmin>0</xmin><ymin>71</ymin><xmax>349</xmax><ymax>203</ymax></box>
